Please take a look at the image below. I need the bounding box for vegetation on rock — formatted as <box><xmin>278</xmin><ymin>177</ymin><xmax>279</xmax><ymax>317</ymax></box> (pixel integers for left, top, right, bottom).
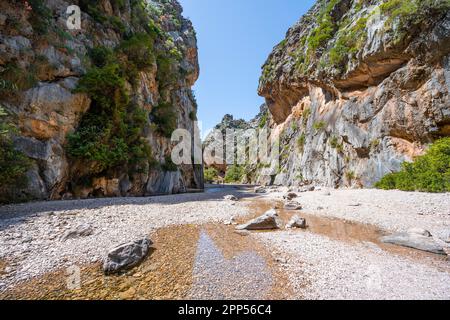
<box><xmin>67</xmin><ymin>1</ymin><xmax>184</xmax><ymax>178</ymax></box>
<box><xmin>376</xmin><ymin>138</ymin><xmax>450</xmax><ymax>193</ymax></box>
<box><xmin>67</xmin><ymin>59</ymin><xmax>152</xmax><ymax>174</ymax></box>
<box><xmin>261</xmin><ymin>0</ymin><xmax>450</xmax><ymax>82</ymax></box>
<box><xmin>224</xmin><ymin>165</ymin><xmax>245</xmax><ymax>183</ymax></box>
<box><xmin>204</xmin><ymin>167</ymin><xmax>219</xmax><ymax>183</ymax></box>
<box><xmin>0</xmin><ymin>107</ymin><xmax>30</xmax><ymax>201</ymax></box>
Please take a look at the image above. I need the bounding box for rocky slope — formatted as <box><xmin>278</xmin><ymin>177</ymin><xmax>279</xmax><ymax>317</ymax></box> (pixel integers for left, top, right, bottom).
<box><xmin>0</xmin><ymin>0</ymin><xmax>203</xmax><ymax>203</ymax></box>
<box><xmin>203</xmin><ymin>104</ymin><xmax>272</xmax><ymax>177</ymax></box>
<box><xmin>226</xmin><ymin>0</ymin><xmax>450</xmax><ymax>187</ymax></box>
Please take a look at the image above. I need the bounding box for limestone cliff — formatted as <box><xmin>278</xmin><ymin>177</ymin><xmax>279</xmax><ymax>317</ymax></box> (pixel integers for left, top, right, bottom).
<box><xmin>254</xmin><ymin>0</ymin><xmax>450</xmax><ymax>187</ymax></box>
<box><xmin>0</xmin><ymin>0</ymin><xmax>203</xmax><ymax>203</ymax></box>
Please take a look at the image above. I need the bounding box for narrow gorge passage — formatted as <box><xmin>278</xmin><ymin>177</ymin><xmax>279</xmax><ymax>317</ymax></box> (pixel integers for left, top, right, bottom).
<box><xmin>1</xmin><ymin>0</ymin><xmax>449</xmax><ymax>303</ymax></box>
<box><xmin>1</xmin><ymin>185</ymin><xmax>449</xmax><ymax>300</ymax></box>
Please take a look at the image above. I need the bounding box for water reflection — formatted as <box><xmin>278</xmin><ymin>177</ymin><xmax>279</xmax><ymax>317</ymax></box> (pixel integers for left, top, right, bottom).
<box><xmin>189</xmin><ymin>230</ymin><xmax>273</xmax><ymax>300</ymax></box>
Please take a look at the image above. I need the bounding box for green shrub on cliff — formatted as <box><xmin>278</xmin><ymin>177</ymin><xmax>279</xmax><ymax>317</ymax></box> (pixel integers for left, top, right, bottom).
<box><xmin>67</xmin><ymin>1</ymin><xmax>185</xmax><ymax>176</ymax></box>
<box><xmin>0</xmin><ymin>62</ymin><xmax>37</xmax><ymax>94</ymax></box>
<box><xmin>380</xmin><ymin>0</ymin><xmax>450</xmax><ymax>42</ymax></box>
<box><xmin>0</xmin><ymin>107</ymin><xmax>30</xmax><ymax>191</ymax></box>
<box><xmin>150</xmin><ymin>101</ymin><xmax>177</xmax><ymax>138</ymax></box>
<box><xmin>259</xmin><ymin>112</ymin><xmax>268</xmax><ymax>128</ymax></box>
<box><xmin>161</xmin><ymin>155</ymin><xmax>178</xmax><ymax>172</ymax></box>
<box><xmin>328</xmin><ymin>16</ymin><xmax>368</xmax><ymax>69</ymax></box>
<box><xmin>204</xmin><ymin>167</ymin><xmax>219</xmax><ymax>183</ymax></box>
<box><xmin>28</xmin><ymin>0</ymin><xmax>52</xmax><ymax>35</ymax></box>
<box><xmin>68</xmin><ymin>62</ymin><xmax>151</xmax><ymax>173</ymax></box>
<box><xmin>307</xmin><ymin>0</ymin><xmax>341</xmax><ymax>52</ymax></box>
<box><xmin>224</xmin><ymin>165</ymin><xmax>245</xmax><ymax>183</ymax></box>
<box><xmin>89</xmin><ymin>46</ymin><xmax>115</xmax><ymax>68</ymax></box>
<box><xmin>375</xmin><ymin>138</ymin><xmax>450</xmax><ymax>193</ymax></box>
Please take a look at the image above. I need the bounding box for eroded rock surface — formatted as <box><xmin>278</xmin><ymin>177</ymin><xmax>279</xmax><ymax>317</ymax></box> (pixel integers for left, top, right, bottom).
<box><xmin>381</xmin><ymin>229</ymin><xmax>445</xmax><ymax>255</ymax></box>
<box><xmin>0</xmin><ymin>0</ymin><xmax>203</xmax><ymax>203</ymax></box>
<box><xmin>207</xmin><ymin>1</ymin><xmax>450</xmax><ymax>188</ymax></box>
<box><xmin>256</xmin><ymin>0</ymin><xmax>450</xmax><ymax>188</ymax></box>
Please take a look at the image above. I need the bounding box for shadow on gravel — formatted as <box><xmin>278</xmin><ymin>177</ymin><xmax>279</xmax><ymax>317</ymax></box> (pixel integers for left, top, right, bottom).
<box><xmin>0</xmin><ymin>184</ymin><xmax>260</xmax><ymax>230</ymax></box>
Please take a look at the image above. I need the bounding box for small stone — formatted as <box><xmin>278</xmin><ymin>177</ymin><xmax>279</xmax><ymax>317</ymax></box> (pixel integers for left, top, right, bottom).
<box><xmin>407</xmin><ymin>228</ymin><xmax>432</xmax><ymax>237</ymax></box>
<box><xmin>118</xmin><ymin>287</ymin><xmax>136</xmax><ymax>300</ymax></box>
<box><xmin>22</xmin><ymin>237</ymin><xmax>33</xmax><ymax>243</ymax></box>
<box><xmin>224</xmin><ymin>195</ymin><xmax>238</xmax><ymax>201</ymax></box>
<box><xmin>254</xmin><ymin>186</ymin><xmax>267</xmax><ymax>194</ymax></box>
<box><xmin>61</xmin><ymin>224</ymin><xmax>94</xmax><ymax>241</ymax></box>
<box><xmin>223</xmin><ymin>217</ymin><xmax>235</xmax><ymax>225</ymax></box>
<box><xmin>284</xmin><ymin>201</ymin><xmax>302</xmax><ymax>210</ymax></box>
<box><xmin>275</xmin><ymin>257</ymin><xmax>287</xmax><ymax>264</ymax></box>
<box><xmin>286</xmin><ymin>215</ymin><xmax>307</xmax><ymax>229</ymax></box>
<box><xmin>62</xmin><ymin>193</ymin><xmax>73</xmax><ymax>200</ymax></box>
<box><xmin>234</xmin><ymin>230</ymin><xmax>251</xmax><ymax>237</ymax></box>
<box><xmin>236</xmin><ymin>209</ymin><xmax>280</xmax><ymax>230</ymax></box>
<box><xmin>348</xmin><ymin>203</ymin><xmax>362</xmax><ymax>207</ymax></box>
<box><xmin>283</xmin><ymin>192</ymin><xmax>298</xmax><ymax>201</ymax></box>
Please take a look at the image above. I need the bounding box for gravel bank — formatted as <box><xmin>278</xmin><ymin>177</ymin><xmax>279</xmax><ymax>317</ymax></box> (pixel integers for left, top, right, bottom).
<box><xmin>255</xmin><ymin>231</ymin><xmax>450</xmax><ymax>300</ymax></box>
<box><xmin>0</xmin><ymin>186</ymin><xmax>251</xmax><ymax>291</ymax></box>
<box><xmin>252</xmin><ymin>188</ymin><xmax>450</xmax><ymax>300</ymax></box>
<box><xmin>261</xmin><ymin>188</ymin><xmax>450</xmax><ymax>240</ymax></box>
<box><xmin>0</xmin><ymin>186</ymin><xmax>449</xmax><ymax>299</ymax></box>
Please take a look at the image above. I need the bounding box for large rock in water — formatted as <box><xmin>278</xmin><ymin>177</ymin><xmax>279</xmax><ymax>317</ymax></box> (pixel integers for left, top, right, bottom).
<box><xmin>103</xmin><ymin>238</ymin><xmax>153</xmax><ymax>275</ymax></box>
<box><xmin>380</xmin><ymin>229</ymin><xmax>445</xmax><ymax>255</ymax></box>
<box><xmin>236</xmin><ymin>209</ymin><xmax>281</xmax><ymax>230</ymax></box>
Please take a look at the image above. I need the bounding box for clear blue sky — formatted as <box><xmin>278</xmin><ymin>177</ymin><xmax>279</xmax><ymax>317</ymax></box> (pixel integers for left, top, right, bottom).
<box><xmin>178</xmin><ymin>0</ymin><xmax>316</xmax><ymax>132</ymax></box>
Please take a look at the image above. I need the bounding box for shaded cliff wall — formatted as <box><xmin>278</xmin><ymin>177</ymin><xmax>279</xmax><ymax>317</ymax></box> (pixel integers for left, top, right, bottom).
<box><xmin>0</xmin><ymin>0</ymin><xmax>203</xmax><ymax>202</ymax></box>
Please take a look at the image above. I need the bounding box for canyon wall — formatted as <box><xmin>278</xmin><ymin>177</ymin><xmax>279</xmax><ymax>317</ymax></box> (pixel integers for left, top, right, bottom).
<box><xmin>0</xmin><ymin>0</ymin><xmax>203</xmax><ymax>203</ymax></box>
<box><xmin>253</xmin><ymin>0</ymin><xmax>450</xmax><ymax>187</ymax></box>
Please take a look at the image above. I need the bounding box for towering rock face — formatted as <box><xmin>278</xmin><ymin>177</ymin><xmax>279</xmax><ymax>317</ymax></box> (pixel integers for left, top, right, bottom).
<box><xmin>254</xmin><ymin>0</ymin><xmax>450</xmax><ymax>188</ymax></box>
<box><xmin>0</xmin><ymin>0</ymin><xmax>203</xmax><ymax>203</ymax></box>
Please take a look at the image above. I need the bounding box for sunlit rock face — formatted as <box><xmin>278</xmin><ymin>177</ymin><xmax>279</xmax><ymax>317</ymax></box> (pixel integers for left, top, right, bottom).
<box><xmin>0</xmin><ymin>0</ymin><xmax>203</xmax><ymax>202</ymax></box>
<box><xmin>253</xmin><ymin>0</ymin><xmax>450</xmax><ymax>188</ymax></box>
